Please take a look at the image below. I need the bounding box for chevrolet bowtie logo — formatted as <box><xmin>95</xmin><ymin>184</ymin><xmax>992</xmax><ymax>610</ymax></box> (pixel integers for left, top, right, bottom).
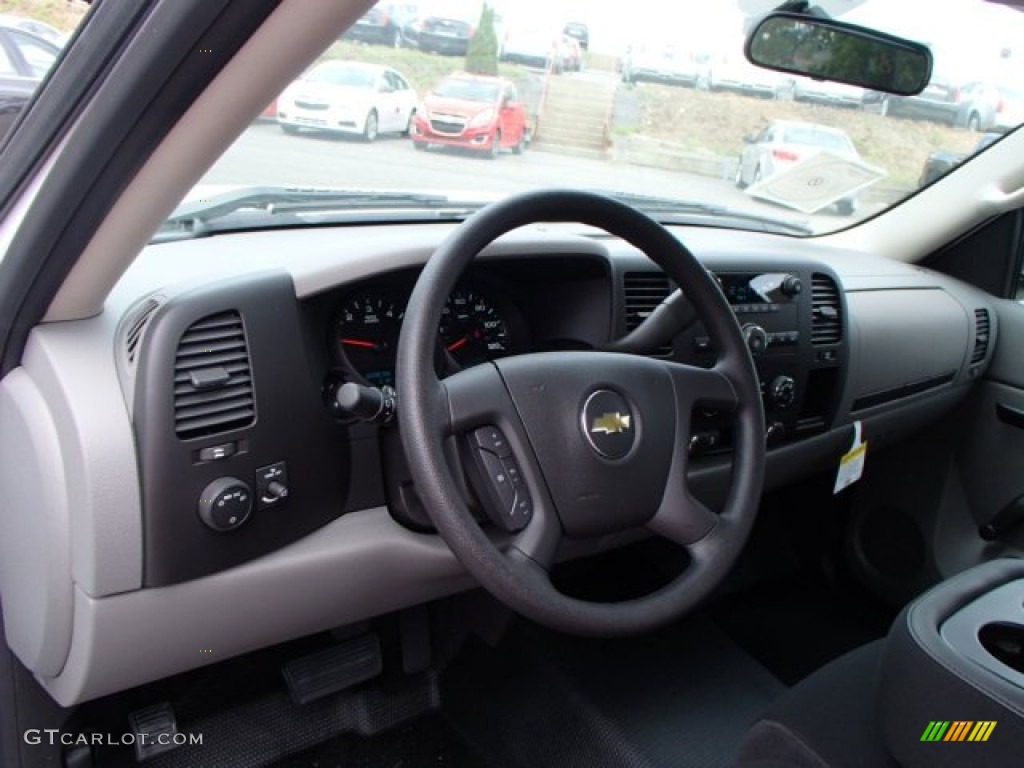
<box><xmin>591</xmin><ymin>412</ymin><xmax>632</xmax><ymax>435</ymax></box>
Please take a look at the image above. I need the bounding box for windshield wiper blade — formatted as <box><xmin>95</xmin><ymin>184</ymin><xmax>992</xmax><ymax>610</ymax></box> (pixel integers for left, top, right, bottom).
<box><xmin>596</xmin><ymin>190</ymin><xmax>814</xmax><ymax>235</ymax></box>
<box><xmin>161</xmin><ymin>187</ymin><xmax>471</xmax><ymax>231</ymax></box>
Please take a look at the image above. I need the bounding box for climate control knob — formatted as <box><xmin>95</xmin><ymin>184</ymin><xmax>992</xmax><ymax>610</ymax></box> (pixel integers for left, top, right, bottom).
<box><xmin>198</xmin><ymin>477</ymin><xmax>253</xmax><ymax>532</ymax></box>
<box><xmin>769</xmin><ymin>376</ymin><xmax>796</xmax><ymax>408</ymax></box>
<box><xmin>742</xmin><ymin>324</ymin><xmax>769</xmax><ymax>355</ymax></box>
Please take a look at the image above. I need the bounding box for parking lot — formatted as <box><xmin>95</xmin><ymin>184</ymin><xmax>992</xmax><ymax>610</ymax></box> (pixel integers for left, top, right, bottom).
<box><xmin>203</xmin><ymin>122</ymin><xmax>880</xmax><ymax>231</ymax></box>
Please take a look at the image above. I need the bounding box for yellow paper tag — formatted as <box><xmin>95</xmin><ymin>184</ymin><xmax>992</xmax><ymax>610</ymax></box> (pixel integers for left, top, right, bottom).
<box><xmin>834</xmin><ymin>421</ymin><xmax>867</xmax><ymax>494</ymax></box>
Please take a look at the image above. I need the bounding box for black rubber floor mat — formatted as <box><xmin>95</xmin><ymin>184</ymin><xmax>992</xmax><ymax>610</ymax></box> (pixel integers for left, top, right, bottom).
<box><xmin>441</xmin><ymin>615</ymin><xmax>785</xmax><ymax>768</ymax></box>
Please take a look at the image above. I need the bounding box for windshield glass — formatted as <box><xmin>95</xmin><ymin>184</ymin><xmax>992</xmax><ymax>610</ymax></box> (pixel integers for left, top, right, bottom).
<box><xmin>173</xmin><ymin>0</ymin><xmax>1024</xmax><ymax>236</ymax></box>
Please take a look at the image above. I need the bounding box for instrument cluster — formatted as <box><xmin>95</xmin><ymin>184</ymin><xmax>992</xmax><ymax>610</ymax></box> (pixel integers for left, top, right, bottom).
<box><xmin>333</xmin><ymin>283</ymin><xmax>524</xmax><ymax>387</ymax></box>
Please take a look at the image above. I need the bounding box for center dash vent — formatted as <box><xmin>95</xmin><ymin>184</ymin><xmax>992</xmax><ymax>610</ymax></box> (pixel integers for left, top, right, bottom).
<box><xmin>811</xmin><ymin>273</ymin><xmax>842</xmax><ymax>345</ymax></box>
<box><xmin>173</xmin><ymin>311</ymin><xmax>256</xmax><ymax>440</ymax></box>
<box><xmin>971</xmin><ymin>309</ymin><xmax>990</xmax><ymax>365</ymax></box>
<box><xmin>623</xmin><ymin>271</ymin><xmax>673</xmax><ymax>357</ymax></box>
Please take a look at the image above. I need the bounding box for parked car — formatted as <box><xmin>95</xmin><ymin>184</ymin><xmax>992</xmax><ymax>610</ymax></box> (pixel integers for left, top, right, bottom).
<box><xmin>0</xmin><ymin>73</ymin><xmax>37</xmax><ymax>138</ymax></box>
<box><xmin>562</xmin><ymin>20</ymin><xmax>588</xmax><ymax>50</ymax></box>
<box><xmin>343</xmin><ymin>3</ymin><xmax>419</xmax><ymax>48</ymax></box>
<box><xmin>0</xmin><ymin>22</ymin><xmax>60</xmax><ymax>79</ymax></box>
<box><xmin>990</xmin><ymin>84</ymin><xmax>1024</xmax><ymax>133</ymax></box>
<box><xmin>276</xmin><ymin>61</ymin><xmax>417</xmax><ymax>141</ymax></box>
<box><xmin>621</xmin><ymin>42</ymin><xmax>709</xmax><ymax>87</ymax></box>
<box><xmin>500</xmin><ymin>24</ymin><xmax>560</xmax><ymax>69</ymax></box>
<box><xmin>0</xmin><ymin>14</ymin><xmax>68</xmax><ymax>48</ymax></box>
<box><xmin>401</xmin><ymin>1</ymin><xmax>480</xmax><ymax>56</ymax></box>
<box><xmin>919</xmin><ymin>132</ymin><xmax>1002</xmax><ymax>187</ymax></box>
<box><xmin>736</xmin><ymin>120</ymin><xmax>863</xmax><ymax>214</ymax></box>
<box><xmin>791</xmin><ymin>75</ymin><xmax>864</xmax><ymax>108</ymax></box>
<box><xmin>411</xmin><ymin>72</ymin><xmax>528</xmax><ymax>157</ymax></box>
<box><xmin>708</xmin><ymin>54</ymin><xmax>786</xmax><ymax>98</ymax></box>
<box><xmin>868</xmin><ymin>77</ymin><xmax>1000</xmax><ymax>130</ymax></box>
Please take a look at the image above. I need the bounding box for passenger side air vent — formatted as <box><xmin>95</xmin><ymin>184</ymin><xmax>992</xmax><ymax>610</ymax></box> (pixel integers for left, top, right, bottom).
<box><xmin>123</xmin><ymin>298</ymin><xmax>160</xmax><ymax>365</ymax></box>
<box><xmin>173</xmin><ymin>311</ymin><xmax>256</xmax><ymax>440</ymax></box>
<box><xmin>811</xmin><ymin>274</ymin><xmax>842</xmax><ymax>345</ymax></box>
<box><xmin>971</xmin><ymin>309</ymin><xmax>990</xmax><ymax>365</ymax></box>
<box><xmin>623</xmin><ymin>271</ymin><xmax>673</xmax><ymax>357</ymax></box>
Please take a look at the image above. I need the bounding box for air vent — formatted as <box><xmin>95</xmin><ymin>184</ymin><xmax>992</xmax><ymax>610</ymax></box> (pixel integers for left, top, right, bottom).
<box><xmin>124</xmin><ymin>299</ymin><xmax>160</xmax><ymax>364</ymax></box>
<box><xmin>811</xmin><ymin>274</ymin><xmax>842</xmax><ymax>345</ymax></box>
<box><xmin>623</xmin><ymin>271</ymin><xmax>673</xmax><ymax>357</ymax></box>
<box><xmin>173</xmin><ymin>311</ymin><xmax>256</xmax><ymax>440</ymax></box>
<box><xmin>971</xmin><ymin>309</ymin><xmax>990</xmax><ymax>366</ymax></box>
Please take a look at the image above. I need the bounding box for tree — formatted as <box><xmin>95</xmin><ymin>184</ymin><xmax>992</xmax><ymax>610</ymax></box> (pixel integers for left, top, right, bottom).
<box><xmin>465</xmin><ymin>3</ymin><xmax>499</xmax><ymax>77</ymax></box>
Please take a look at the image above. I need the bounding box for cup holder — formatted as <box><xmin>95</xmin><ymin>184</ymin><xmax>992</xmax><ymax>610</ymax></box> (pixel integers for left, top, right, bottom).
<box><xmin>979</xmin><ymin>622</ymin><xmax>1024</xmax><ymax>674</ymax></box>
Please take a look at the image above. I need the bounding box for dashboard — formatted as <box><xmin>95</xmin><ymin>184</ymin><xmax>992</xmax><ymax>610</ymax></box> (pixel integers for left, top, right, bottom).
<box><xmin>0</xmin><ymin>220</ymin><xmax>1000</xmax><ymax>705</ymax></box>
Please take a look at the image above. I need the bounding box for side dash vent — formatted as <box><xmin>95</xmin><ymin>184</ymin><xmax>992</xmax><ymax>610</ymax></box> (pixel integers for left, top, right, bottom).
<box><xmin>811</xmin><ymin>274</ymin><xmax>842</xmax><ymax>345</ymax></box>
<box><xmin>173</xmin><ymin>311</ymin><xmax>256</xmax><ymax>440</ymax></box>
<box><xmin>123</xmin><ymin>299</ymin><xmax>160</xmax><ymax>365</ymax></box>
<box><xmin>971</xmin><ymin>309</ymin><xmax>990</xmax><ymax>366</ymax></box>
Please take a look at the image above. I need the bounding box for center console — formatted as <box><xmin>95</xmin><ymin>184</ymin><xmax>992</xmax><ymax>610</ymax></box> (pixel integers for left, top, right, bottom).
<box><xmin>879</xmin><ymin>558</ymin><xmax>1024</xmax><ymax>767</ymax></box>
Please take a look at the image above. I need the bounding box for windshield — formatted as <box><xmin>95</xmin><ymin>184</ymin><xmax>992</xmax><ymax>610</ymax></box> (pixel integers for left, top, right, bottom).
<box><xmin>162</xmin><ymin>0</ymin><xmax>1024</xmax><ymax>236</ymax></box>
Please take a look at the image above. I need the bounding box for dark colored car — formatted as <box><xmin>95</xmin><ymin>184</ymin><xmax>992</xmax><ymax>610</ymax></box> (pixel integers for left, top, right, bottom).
<box><xmin>0</xmin><ymin>24</ymin><xmax>59</xmax><ymax>138</ymax></box>
<box><xmin>0</xmin><ymin>74</ymin><xmax>36</xmax><ymax>137</ymax></box>
<box><xmin>919</xmin><ymin>132</ymin><xmax>1001</xmax><ymax>187</ymax></box>
<box><xmin>868</xmin><ymin>78</ymin><xmax>998</xmax><ymax>129</ymax></box>
<box><xmin>401</xmin><ymin>6</ymin><xmax>477</xmax><ymax>56</ymax></box>
<box><xmin>343</xmin><ymin>3</ymin><xmax>418</xmax><ymax>48</ymax></box>
<box><xmin>563</xmin><ymin>21</ymin><xmax>589</xmax><ymax>51</ymax></box>
<box><xmin>411</xmin><ymin>73</ymin><xmax>529</xmax><ymax>157</ymax></box>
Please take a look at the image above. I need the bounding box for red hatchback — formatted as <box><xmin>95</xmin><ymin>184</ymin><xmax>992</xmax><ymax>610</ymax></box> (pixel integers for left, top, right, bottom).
<box><xmin>411</xmin><ymin>73</ymin><xmax>528</xmax><ymax>158</ymax></box>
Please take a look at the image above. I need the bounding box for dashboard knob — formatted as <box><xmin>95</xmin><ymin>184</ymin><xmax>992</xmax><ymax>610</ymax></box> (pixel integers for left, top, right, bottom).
<box><xmin>781</xmin><ymin>275</ymin><xmax>803</xmax><ymax>297</ymax></box>
<box><xmin>198</xmin><ymin>477</ymin><xmax>253</xmax><ymax>532</ymax></box>
<box><xmin>769</xmin><ymin>375</ymin><xmax>796</xmax><ymax>408</ymax></box>
<box><xmin>742</xmin><ymin>323</ymin><xmax>769</xmax><ymax>355</ymax></box>
<box><xmin>766</xmin><ymin>421</ymin><xmax>786</xmax><ymax>444</ymax></box>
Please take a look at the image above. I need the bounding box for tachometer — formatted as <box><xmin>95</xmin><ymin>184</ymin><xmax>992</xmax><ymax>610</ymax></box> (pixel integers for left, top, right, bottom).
<box><xmin>440</xmin><ymin>288</ymin><xmax>511</xmax><ymax>367</ymax></box>
<box><xmin>335</xmin><ymin>292</ymin><xmax>404</xmax><ymax>388</ymax></box>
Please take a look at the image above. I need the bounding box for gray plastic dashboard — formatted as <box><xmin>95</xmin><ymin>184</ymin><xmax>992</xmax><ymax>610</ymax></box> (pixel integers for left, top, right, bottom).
<box><xmin>0</xmin><ymin>220</ymin><xmax>1000</xmax><ymax>704</ymax></box>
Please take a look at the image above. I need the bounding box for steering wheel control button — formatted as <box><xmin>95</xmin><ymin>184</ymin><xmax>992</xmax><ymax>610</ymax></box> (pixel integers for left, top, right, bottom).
<box><xmin>472</xmin><ymin>426</ymin><xmax>512</xmax><ymax>458</ymax></box>
<box><xmin>464</xmin><ymin>427</ymin><xmax>531</xmax><ymax>533</ymax></box>
<box><xmin>256</xmin><ymin>462</ymin><xmax>290</xmax><ymax>510</ymax></box>
<box><xmin>198</xmin><ymin>477</ymin><xmax>253</xmax><ymax>532</ymax></box>
<box><xmin>582</xmin><ymin>390</ymin><xmax>636</xmax><ymax>460</ymax></box>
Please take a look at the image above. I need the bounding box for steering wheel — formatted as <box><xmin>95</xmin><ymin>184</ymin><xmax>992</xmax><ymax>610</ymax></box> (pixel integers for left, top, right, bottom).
<box><xmin>396</xmin><ymin>189</ymin><xmax>765</xmax><ymax>637</ymax></box>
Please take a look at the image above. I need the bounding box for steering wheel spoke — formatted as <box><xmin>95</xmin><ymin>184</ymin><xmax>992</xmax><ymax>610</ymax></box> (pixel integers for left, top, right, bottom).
<box><xmin>664</xmin><ymin>361</ymin><xmax>739</xmax><ymax>414</ymax></box>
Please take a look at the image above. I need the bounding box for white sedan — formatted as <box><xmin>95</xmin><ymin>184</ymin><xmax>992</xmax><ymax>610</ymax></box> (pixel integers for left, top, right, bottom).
<box><xmin>277</xmin><ymin>61</ymin><xmax>418</xmax><ymax>141</ymax></box>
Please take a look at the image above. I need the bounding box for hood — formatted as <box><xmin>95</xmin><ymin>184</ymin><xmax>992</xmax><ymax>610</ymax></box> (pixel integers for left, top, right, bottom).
<box><xmin>283</xmin><ymin>81</ymin><xmax>374</xmax><ymax>103</ymax></box>
<box><xmin>422</xmin><ymin>94</ymin><xmax>496</xmax><ymax>117</ymax></box>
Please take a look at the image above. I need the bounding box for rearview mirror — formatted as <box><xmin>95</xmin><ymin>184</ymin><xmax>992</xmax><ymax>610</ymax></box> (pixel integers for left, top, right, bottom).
<box><xmin>746</xmin><ymin>12</ymin><xmax>932</xmax><ymax>96</ymax></box>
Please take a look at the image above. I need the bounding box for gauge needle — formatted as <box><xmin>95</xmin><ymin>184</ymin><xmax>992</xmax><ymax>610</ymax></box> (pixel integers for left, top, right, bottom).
<box><xmin>341</xmin><ymin>338</ymin><xmax>378</xmax><ymax>350</ymax></box>
<box><xmin>447</xmin><ymin>336</ymin><xmax>469</xmax><ymax>352</ymax></box>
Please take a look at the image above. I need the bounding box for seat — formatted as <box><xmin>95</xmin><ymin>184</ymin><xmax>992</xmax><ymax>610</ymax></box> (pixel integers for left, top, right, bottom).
<box><xmin>733</xmin><ymin>640</ymin><xmax>900</xmax><ymax>768</ymax></box>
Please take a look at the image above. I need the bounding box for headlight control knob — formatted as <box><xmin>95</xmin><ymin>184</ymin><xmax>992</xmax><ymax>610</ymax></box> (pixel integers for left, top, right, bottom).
<box><xmin>198</xmin><ymin>477</ymin><xmax>253</xmax><ymax>532</ymax></box>
<box><xmin>769</xmin><ymin>375</ymin><xmax>796</xmax><ymax>408</ymax></box>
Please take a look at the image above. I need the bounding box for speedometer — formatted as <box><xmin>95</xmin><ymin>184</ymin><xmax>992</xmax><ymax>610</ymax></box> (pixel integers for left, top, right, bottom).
<box><xmin>335</xmin><ymin>291</ymin><xmax>404</xmax><ymax>388</ymax></box>
<box><xmin>440</xmin><ymin>288</ymin><xmax>510</xmax><ymax>367</ymax></box>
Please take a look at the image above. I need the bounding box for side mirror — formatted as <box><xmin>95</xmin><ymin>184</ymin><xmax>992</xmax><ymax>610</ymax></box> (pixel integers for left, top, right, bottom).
<box><xmin>746</xmin><ymin>11</ymin><xmax>932</xmax><ymax>96</ymax></box>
